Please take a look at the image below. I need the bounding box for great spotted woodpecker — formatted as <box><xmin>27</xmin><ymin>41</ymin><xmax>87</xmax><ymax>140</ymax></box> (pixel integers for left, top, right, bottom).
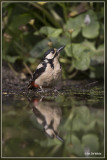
<box><xmin>28</xmin><ymin>46</ymin><xmax>65</xmax><ymax>90</ymax></box>
<box><xmin>31</xmin><ymin>97</ymin><xmax>63</xmax><ymax>142</ymax></box>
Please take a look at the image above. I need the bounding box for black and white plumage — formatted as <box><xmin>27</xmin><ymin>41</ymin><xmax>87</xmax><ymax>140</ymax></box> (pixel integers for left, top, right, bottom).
<box><xmin>28</xmin><ymin>46</ymin><xmax>65</xmax><ymax>89</ymax></box>
<box><xmin>31</xmin><ymin>97</ymin><xmax>63</xmax><ymax>142</ymax></box>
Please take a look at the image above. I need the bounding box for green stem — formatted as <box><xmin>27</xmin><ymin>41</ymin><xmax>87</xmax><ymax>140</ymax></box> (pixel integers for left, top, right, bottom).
<box><xmin>31</xmin><ymin>3</ymin><xmax>61</xmax><ymax>28</ymax></box>
<box><xmin>58</xmin><ymin>3</ymin><xmax>68</xmax><ymax>22</ymax></box>
<box><xmin>32</xmin><ymin>12</ymin><xmax>49</xmax><ymax>26</ymax></box>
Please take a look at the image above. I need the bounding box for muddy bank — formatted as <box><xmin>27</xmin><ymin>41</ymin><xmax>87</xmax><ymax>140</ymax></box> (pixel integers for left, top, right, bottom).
<box><xmin>2</xmin><ymin>63</ymin><xmax>104</xmax><ymax>98</ymax></box>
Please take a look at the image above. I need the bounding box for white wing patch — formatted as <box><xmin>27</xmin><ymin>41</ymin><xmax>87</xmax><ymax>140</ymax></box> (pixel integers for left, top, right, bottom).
<box><xmin>37</xmin><ymin>63</ymin><xmax>43</xmax><ymax>69</ymax></box>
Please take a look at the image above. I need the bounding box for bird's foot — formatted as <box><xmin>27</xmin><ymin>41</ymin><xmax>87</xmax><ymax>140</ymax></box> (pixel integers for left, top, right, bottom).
<box><xmin>38</xmin><ymin>86</ymin><xmax>48</xmax><ymax>93</ymax></box>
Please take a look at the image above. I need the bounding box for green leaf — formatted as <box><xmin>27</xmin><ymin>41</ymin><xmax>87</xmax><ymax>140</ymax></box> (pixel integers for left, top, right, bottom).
<box><xmin>38</xmin><ymin>26</ymin><xmax>62</xmax><ymax>38</ymax></box>
<box><xmin>72</xmin><ymin>43</ymin><xmax>90</xmax><ymax>71</ymax></box>
<box><xmin>71</xmin><ymin>134</ymin><xmax>81</xmax><ymax>146</ymax></box>
<box><xmin>29</xmin><ymin>39</ymin><xmax>50</xmax><ymax>58</ymax></box>
<box><xmin>57</xmin><ymin>37</ymin><xmax>71</xmax><ymax>46</ymax></box>
<box><xmin>65</xmin><ymin>10</ymin><xmax>100</xmax><ymax>39</ymax></box>
<box><xmin>82</xmin><ymin>21</ymin><xmax>100</xmax><ymax>39</ymax></box>
<box><xmin>30</xmin><ymin>37</ymin><xmax>70</xmax><ymax>58</ymax></box>
<box><xmin>82</xmin><ymin>10</ymin><xmax>100</xmax><ymax>39</ymax></box>
<box><xmin>5</xmin><ymin>55</ymin><xmax>20</xmax><ymax>63</ymax></box>
<box><xmin>75</xmin><ymin>106</ymin><xmax>91</xmax><ymax>123</ymax></box>
<box><xmin>64</xmin><ymin>43</ymin><xmax>72</xmax><ymax>57</ymax></box>
<box><xmin>70</xmin><ymin>134</ymin><xmax>83</xmax><ymax>156</ymax></box>
<box><xmin>85</xmin><ymin>10</ymin><xmax>98</xmax><ymax>21</ymax></box>
<box><xmin>25</xmin><ymin>57</ymin><xmax>35</xmax><ymax>63</ymax></box>
<box><xmin>82</xmin><ymin>41</ymin><xmax>104</xmax><ymax>64</ymax></box>
<box><xmin>95</xmin><ymin>44</ymin><xmax>104</xmax><ymax>63</ymax></box>
<box><xmin>82</xmin><ymin>40</ymin><xmax>96</xmax><ymax>52</ymax></box>
<box><xmin>9</xmin><ymin>13</ymin><xmax>32</xmax><ymax>30</ymax></box>
<box><xmin>72</xmin><ymin>106</ymin><xmax>91</xmax><ymax>131</ymax></box>
<box><xmin>82</xmin><ymin>134</ymin><xmax>99</xmax><ymax>152</ymax></box>
<box><xmin>65</xmin><ymin>14</ymin><xmax>85</xmax><ymax>38</ymax></box>
<box><xmin>51</xmin><ymin>29</ymin><xmax>62</xmax><ymax>38</ymax></box>
<box><xmin>90</xmin><ymin>44</ymin><xmax>104</xmax><ymax>64</ymax></box>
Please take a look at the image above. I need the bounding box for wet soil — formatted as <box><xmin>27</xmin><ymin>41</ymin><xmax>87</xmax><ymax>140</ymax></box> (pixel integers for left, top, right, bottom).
<box><xmin>2</xmin><ymin>63</ymin><xmax>104</xmax><ymax>99</ymax></box>
<box><xmin>2</xmin><ymin>63</ymin><xmax>28</xmax><ymax>94</ymax></box>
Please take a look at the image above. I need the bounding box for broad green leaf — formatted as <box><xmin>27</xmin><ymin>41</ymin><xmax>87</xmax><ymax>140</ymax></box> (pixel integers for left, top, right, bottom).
<box><xmin>57</xmin><ymin>37</ymin><xmax>71</xmax><ymax>46</ymax></box>
<box><xmin>72</xmin><ymin>55</ymin><xmax>90</xmax><ymax>71</ymax></box>
<box><xmin>82</xmin><ymin>10</ymin><xmax>99</xmax><ymax>39</ymax></box>
<box><xmin>70</xmin><ymin>134</ymin><xmax>83</xmax><ymax>156</ymax></box>
<box><xmin>71</xmin><ymin>134</ymin><xmax>81</xmax><ymax>146</ymax></box>
<box><xmin>75</xmin><ymin>106</ymin><xmax>90</xmax><ymax>123</ymax></box>
<box><xmin>91</xmin><ymin>44</ymin><xmax>104</xmax><ymax>64</ymax></box>
<box><xmin>38</xmin><ymin>26</ymin><xmax>62</xmax><ymax>38</ymax></box>
<box><xmin>29</xmin><ymin>39</ymin><xmax>50</xmax><ymax>58</ymax></box>
<box><xmin>65</xmin><ymin>10</ymin><xmax>99</xmax><ymax>39</ymax></box>
<box><xmin>29</xmin><ymin>37</ymin><xmax>70</xmax><ymax>59</ymax></box>
<box><xmin>82</xmin><ymin>134</ymin><xmax>99</xmax><ymax>152</ymax></box>
<box><xmin>65</xmin><ymin>14</ymin><xmax>85</xmax><ymax>38</ymax></box>
<box><xmin>51</xmin><ymin>29</ymin><xmax>62</xmax><ymax>38</ymax></box>
<box><xmin>25</xmin><ymin>57</ymin><xmax>36</xmax><ymax>63</ymax></box>
<box><xmin>64</xmin><ymin>43</ymin><xmax>72</xmax><ymax>57</ymax></box>
<box><xmin>72</xmin><ymin>106</ymin><xmax>91</xmax><ymax>132</ymax></box>
<box><xmin>82</xmin><ymin>41</ymin><xmax>104</xmax><ymax>64</ymax></box>
<box><xmin>82</xmin><ymin>21</ymin><xmax>100</xmax><ymax>39</ymax></box>
<box><xmin>72</xmin><ymin>43</ymin><xmax>91</xmax><ymax>70</ymax></box>
<box><xmin>85</xmin><ymin>10</ymin><xmax>98</xmax><ymax>21</ymax></box>
<box><xmin>82</xmin><ymin>40</ymin><xmax>96</xmax><ymax>52</ymax></box>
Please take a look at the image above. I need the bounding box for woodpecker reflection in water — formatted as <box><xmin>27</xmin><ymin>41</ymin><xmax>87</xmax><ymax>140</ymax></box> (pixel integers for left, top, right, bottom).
<box><xmin>30</xmin><ymin>97</ymin><xmax>64</xmax><ymax>142</ymax></box>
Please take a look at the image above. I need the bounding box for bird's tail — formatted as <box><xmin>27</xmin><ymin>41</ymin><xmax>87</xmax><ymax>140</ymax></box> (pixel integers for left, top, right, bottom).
<box><xmin>28</xmin><ymin>81</ymin><xmax>39</xmax><ymax>89</ymax></box>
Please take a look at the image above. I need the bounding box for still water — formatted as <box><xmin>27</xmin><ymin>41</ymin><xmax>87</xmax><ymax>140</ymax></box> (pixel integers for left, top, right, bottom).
<box><xmin>2</xmin><ymin>83</ymin><xmax>104</xmax><ymax>157</ymax></box>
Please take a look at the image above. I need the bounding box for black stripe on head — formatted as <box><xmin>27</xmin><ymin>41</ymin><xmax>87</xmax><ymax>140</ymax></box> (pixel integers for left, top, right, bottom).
<box><xmin>44</xmin><ymin>48</ymin><xmax>54</xmax><ymax>58</ymax></box>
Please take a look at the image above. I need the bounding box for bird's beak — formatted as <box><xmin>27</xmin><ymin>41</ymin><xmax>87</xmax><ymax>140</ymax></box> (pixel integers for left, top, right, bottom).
<box><xmin>56</xmin><ymin>135</ymin><xmax>64</xmax><ymax>142</ymax></box>
<box><xmin>57</xmin><ymin>46</ymin><xmax>65</xmax><ymax>53</ymax></box>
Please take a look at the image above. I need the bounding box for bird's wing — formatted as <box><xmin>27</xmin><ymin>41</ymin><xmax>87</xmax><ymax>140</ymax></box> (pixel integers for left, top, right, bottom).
<box><xmin>32</xmin><ymin>62</ymin><xmax>47</xmax><ymax>81</ymax></box>
<box><xmin>33</xmin><ymin>107</ymin><xmax>46</xmax><ymax>123</ymax></box>
<box><xmin>28</xmin><ymin>61</ymin><xmax>47</xmax><ymax>89</ymax></box>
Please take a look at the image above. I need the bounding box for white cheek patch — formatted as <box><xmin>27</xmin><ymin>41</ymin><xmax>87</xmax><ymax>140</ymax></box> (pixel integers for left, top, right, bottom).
<box><xmin>46</xmin><ymin>53</ymin><xmax>54</xmax><ymax>59</ymax></box>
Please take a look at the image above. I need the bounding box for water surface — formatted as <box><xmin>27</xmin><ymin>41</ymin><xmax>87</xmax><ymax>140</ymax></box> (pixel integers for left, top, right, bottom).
<box><xmin>2</xmin><ymin>81</ymin><xmax>104</xmax><ymax>157</ymax></box>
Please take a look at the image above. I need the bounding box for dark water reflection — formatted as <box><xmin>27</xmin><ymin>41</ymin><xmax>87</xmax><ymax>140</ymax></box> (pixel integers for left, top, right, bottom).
<box><xmin>31</xmin><ymin>97</ymin><xmax>63</xmax><ymax>142</ymax></box>
<box><xmin>2</xmin><ymin>91</ymin><xmax>104</xmax><ymax>157</ymax></box>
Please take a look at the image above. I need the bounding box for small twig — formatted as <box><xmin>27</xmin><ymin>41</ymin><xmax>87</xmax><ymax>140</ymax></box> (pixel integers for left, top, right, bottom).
<box><xmin>69</xmin><ymin>70</ymin><xmax>78</xmax><ymax>79</ymax></box>
<box><xmin>85</xmin><ymin>81</ymin><xmax>98</xmax><ymax>87</ymax></box>
<box><xmin>23</xmin><ymin>62</ymin><xmax>32</xmax><ymax>76</ymax></box>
